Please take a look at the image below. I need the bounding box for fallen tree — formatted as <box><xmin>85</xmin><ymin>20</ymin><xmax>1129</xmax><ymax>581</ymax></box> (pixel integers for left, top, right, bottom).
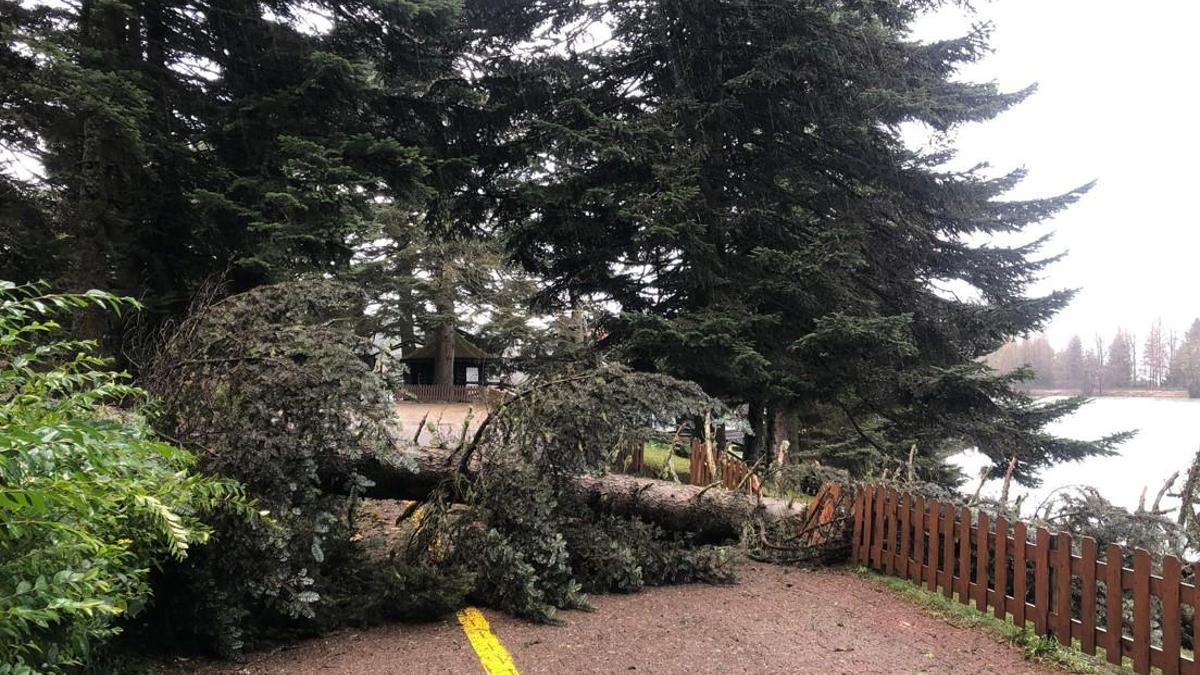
<box><xmin>355</xmin><ymin>445</ymin><xmax>808</xmax><ymax>541</ymax></box>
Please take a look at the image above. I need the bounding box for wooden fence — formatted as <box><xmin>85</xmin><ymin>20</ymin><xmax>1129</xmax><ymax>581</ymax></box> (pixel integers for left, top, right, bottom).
<box><xmin>399</xmin><ymin>384</ymin><xmax>498</xmax><ymax>404</ymax></box>
<box><xmin>686</xmin><ymin>438</ymin><xmax>761</xmax><ymax>496</ymax></box>
<box><xmin>852</xmin><ymin>484</ymin><xmax>1200</xmax><ymax>674</ymax></box>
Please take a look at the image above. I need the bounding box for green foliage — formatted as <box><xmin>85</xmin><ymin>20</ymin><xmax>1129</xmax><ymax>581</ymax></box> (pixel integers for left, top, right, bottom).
<box><xmin>412</xmin><ymin>366</ymin><xmax>736</xmax><ymax>623</ymax></box>
<box><xmin>0</xmin><ymin>281</ymin><xmax>245</xmax><ymax>674</ymax></box>
<box><xmin>502</xmin><ymin>0</ymin><xmax>1117</xmax><ymax>486</ymax></box>
<box><xmin>143</xmin><ymin>280</ymin><xmax>463</xmax><ymax>655</ymax></box>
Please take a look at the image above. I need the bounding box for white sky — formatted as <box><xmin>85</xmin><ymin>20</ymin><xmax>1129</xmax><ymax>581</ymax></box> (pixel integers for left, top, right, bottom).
<box><xmin>911</xmin><ymin>1</ymin><xmax>1200</xmax><ymax>348</ymax></box>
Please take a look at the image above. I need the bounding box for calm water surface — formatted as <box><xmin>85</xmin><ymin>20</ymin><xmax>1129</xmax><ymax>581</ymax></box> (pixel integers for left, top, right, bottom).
<box><xmin>950</xmin><ymin>397</ymin><xmax>1200</xmax><ymax>513</ymax></box>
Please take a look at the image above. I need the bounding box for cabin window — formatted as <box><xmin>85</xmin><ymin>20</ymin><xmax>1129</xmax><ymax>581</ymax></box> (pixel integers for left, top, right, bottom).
<box><xmin>465</xmin><ymin>366</ymin><xmax>481</xmax><ymax>386</ymax></box>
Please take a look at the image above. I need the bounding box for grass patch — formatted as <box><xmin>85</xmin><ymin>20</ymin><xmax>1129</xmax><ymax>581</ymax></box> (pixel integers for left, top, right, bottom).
<box><xmin>857</xmin><ymin>567</ymin><xmax>1130</xmax><ymax>674</ymax></box>
<box><xmin>641</xmin><ymin>440</ymin><xmax>691</xmax><ymax>482</ymax></box>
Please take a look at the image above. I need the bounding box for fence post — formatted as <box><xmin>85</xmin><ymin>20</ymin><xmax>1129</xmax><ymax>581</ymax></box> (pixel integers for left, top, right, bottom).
<box><xmin>852</xmin><ymin>489</ymin><xmax>865</xmax><ymax>564</ymax></box>
<box><xmin>1012</xmin><ymin>522</ymin><xmax>1027</xmax><ymax>628</ymax></box>
<box><xmin>957</xmin><ymin>506</ymin><xmax>970</xmax><ymax>604</ymax></box>
<box><xmin>994</xmin><ymin>516</ymin><xmax>1008</xmax><ymax>621</ymax></box>
<box><xmin>911</xmin><ymin>495</ymin><xmax>924</xmax><ymax>581</ymax></box>
<box><xmin>1132</xmin><ymin>549</ymin><xmax>1150</xmax><ymax>673</ymax></box>
<box><xmin>975</xmin><ymin>511</ymin><xmax>989</xmax><ymax>611</ymax></box>
<box><xmin>941</xmin><ymin>503</ymin><xmax>955</xmax><ymax>599</ymax></box>
<box><xmin>1162</xmin><ymin>555</ymin><xmax>1182</xmax><ymax>675</ymax></box>
<box><xmin>872</xmin><ymin>485</ymin><xmax>886</xmax><ymax>568</ymax></box>
<box><xmin>926</xmin><ymin>499</ymin><xmax>940</xmax><ymax>592</ymax></box>
<box><xmin>1080</xmin><ymin>537</ymin><xmax>1097</xmax><ymax>655</ymax></box>
<box><xmin>1054</xmin><ymin>531</ymin><xmax>1072</xmax><ymax>646</ymax></box>
<box><xmin>1105</xmin><ymin>544</ymin><xmax>1123</xmax><ymax>666</ymax></box>
<box><xmin>1034</xmin><ymin>527</ymin><xmax>1050</xmax><ymax>635</ymax></box>
<box><xmin>884</xmin><ymin>488</ymin><xmax>897</xmax><ymax>575</ymax></box>
<box><xmin>899</xmin><ymin>492</ymin><xmax>911</xmax><ymax>579</ymax></box>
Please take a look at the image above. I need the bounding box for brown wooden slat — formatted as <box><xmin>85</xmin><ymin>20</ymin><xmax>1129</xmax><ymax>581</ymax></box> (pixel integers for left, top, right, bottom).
<box><xmin>1013</xmin><ymin>522</ymin><xmax>1027</xmax><ymax>628</ymax></box>
<box><xmin>911</xmin><ymin>495</ymin><xmax>925</xmax><ymax>581</ymax></box>
<box><xmin>926</xmin><ymin>499</ymin><xmax>940</xmax><ymax>592</ymax></box>
<box><xmin>868</xmin><ymin>482</ymin><xmax>878</xmax><ymax>562</ymax></box>
<box><xmin>902</xmin><ymin>487</ymin><xmax>912</xmax><ymax>578</ymax></box>
<box><xmin>851</xmin><ymin>489</ymin><xmax>864</xmax><ymax>564</ymax></box>
<box><xmin>1133</xmin><ymin>549</ymin><xmax>1151</xmax><ymax>673</ymax></box>
<box><xmin>1080</xmin><ymin>537</ymin><xmax>1097</xmax><ymax>655</ymax></box>
<box><xmin>884</xmin><ymin>488</ymin><xmax>897</xmax><ymax>575</ymax></box>
<box><xmin>994</xmin><ymin>516</ymin><xmax>1008</xmax><ymax>621</ymax></box>
<box><xmin>942</xmin><ymin>502</ymin><xmax>955</xmax><ymax>599</ymax></box>
<box><xmin>1193</xmin><ymin>562</ymin><xmax>1200</xmax><ymax>675</ymax></box>
<box><xmin>1106</xmin><ymin>544</ymin><xmax>1124</xmax><ymax>666</ymax></box>
<box><xmin>1034</xmin><ymin>527</ymin><xmax>1050</xmax><ymax>635</ymax></box>
<box><xmin>958</xmin><ymin>507</ymin><xmax>971</xmax><ymax>604</ymax></box>
<box><xmin>975</xmin><ymin>511</ymin><xmax>989</xmax><ymax>611</ymax></box>
<box><xmin>1054</xmin><ymin>531</ymin><xmax>1072</xmax><ymax>645</ymax></box>
<box><xmin>1162</xmin><ymin>555</ymin><xmax>1182</xmax><ymax>675</ymax></box>
<box><xmin>871</xmin><ymin>485</ymin><xmax>885</xmax><ymax>568</ymax></box>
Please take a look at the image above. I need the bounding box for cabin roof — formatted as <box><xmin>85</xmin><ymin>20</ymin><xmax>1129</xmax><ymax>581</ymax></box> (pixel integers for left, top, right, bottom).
<box><xmin>401</xmin><ymin>332</ymin><xmax>492</xmax><ymax>361</ymax></box>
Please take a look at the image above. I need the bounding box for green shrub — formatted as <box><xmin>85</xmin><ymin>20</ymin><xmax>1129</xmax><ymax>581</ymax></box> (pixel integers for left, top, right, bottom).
<box><xmin>0</xmin><ymin>282</ymin><xmax>247</xmax><ymax>674</ymax></box>
<box><xmin>143</xmin><ymin>281</ymin><xmax>469</xmax><ymax>654</ymax></box>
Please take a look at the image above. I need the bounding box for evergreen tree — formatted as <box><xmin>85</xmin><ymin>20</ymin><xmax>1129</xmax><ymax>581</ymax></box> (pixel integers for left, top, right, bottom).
<box><xmin>1058</xmin><ymin>335</ymin><xmax>1086</xmax><ymax>391</ymax></box>
<box><xmin>1143</xmin><ymin>319</ymin><xmax>1170</xmax><ymax>387</ymax></box>
<box><xmin>1172</xmin><ymin>319</ymin><xmax>1200</xmax><ymax>398</ymax></box>
<box><xmin>506</xmin><ymin>0</ymin><xmax>1123</xmax><ymax>484</ymax></box>
<box><xmin>1105</xmin><ymin>329</ymin><xmax>1136</xmax><ymax>390</ymax></box>
<box><xmin>0</xmin><ymin>1</ymin><xmax>456</xmax><ymax>353</ymax></box>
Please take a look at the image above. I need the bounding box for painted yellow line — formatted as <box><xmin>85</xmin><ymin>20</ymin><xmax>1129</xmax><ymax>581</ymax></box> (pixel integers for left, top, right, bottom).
<box><xmin>456</xmin><ymin>606</ymin><xmax>521</xmax><ymax>675</ymax></box>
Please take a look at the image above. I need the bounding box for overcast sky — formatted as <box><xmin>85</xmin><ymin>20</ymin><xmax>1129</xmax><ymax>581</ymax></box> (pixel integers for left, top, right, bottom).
<box><xmin>910</xmin><ymin>1</ymin><xmax>1200</xmax><ymax>348</ymax></box>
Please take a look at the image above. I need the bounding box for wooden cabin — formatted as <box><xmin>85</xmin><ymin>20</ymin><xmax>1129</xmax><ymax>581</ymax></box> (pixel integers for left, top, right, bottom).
<box><xmin>400</xmin><ymin>332</ymin><xmax>493</xmax><ymax>397</ymax></box>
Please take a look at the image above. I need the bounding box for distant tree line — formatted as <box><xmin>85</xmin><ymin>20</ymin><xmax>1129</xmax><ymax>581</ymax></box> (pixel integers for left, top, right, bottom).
<box><xmin>987</xmin><ymin>319</ymin><xmax>1200</xmax><ymax>396</ymax></box>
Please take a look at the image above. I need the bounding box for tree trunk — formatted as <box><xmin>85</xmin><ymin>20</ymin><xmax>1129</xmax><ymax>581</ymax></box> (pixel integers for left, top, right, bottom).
<box><xmin>351</xmin><ymin>446</ymin><xmax>807</xmax><ymax>541</ymax></box>
<box><xmin>433</xmin><ymin>265</ymin><xmax>456</xmax><ymax>387</ymax></box>
<box><xmin>744</xmin><ymin>399</ymin><xmax>766</xmax><ymax>465</ymax></box>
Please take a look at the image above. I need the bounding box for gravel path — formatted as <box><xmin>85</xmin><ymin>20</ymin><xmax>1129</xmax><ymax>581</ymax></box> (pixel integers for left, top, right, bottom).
<box><xmin>164</xmin><ymin>565</ymin><xmax>1052</xmax><ymax>674</ymax></box>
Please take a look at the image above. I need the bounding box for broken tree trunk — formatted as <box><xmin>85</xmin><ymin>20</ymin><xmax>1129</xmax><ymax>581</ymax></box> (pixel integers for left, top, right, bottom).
<box><xmin>354</xmin><ymin>446</ymin><xmax>807</xmax><ymax>541</ymax></box>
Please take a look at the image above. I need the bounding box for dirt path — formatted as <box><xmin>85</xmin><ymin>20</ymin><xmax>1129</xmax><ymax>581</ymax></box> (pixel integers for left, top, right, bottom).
<box><xmin>164</xmin><ymin>565</ymin><xmax>1052</xmax><ymax>674</ymax></box>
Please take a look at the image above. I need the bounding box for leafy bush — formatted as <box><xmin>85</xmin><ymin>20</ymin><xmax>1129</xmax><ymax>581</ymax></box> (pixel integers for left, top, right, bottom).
<box><xmin>0</xmin><ymin>282</ymin><xmax>246</xmax><ymax>674</ymax></box>
<box><xmin>144</xmin><ymin>280</ymin><xmax>469</xmax><ymax>654</ymax></box>
<box><xmin>412</xmin><ymin>367</ymin><xmax>737</xmax><ymax>623</ymax></box>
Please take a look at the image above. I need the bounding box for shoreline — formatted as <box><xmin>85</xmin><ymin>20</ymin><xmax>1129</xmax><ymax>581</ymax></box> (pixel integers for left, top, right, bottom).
<box><xmin>1024</xmin><ymin>388</ymin><xmax>1192</xmax><ymax>399</ymax></box>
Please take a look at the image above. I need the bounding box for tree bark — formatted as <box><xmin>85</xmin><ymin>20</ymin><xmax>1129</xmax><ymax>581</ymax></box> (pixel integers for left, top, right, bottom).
<box><xmin>433</xmin><ymin>265</ymin><xmax>456</xmax><ymax>386</ymax></box>
<box><xmin>352</xmin><ymin>446</ymin><xmax>807</xmax><ymax>541</ymax></box>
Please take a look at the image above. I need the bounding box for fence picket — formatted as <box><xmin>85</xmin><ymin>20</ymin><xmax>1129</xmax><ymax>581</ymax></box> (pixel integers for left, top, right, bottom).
<box><xmin>942</xmin><ymin>503</ymin><xmax>955</xmax><ymax>599</ymax></box>
<box><xmin>957</xmin><ymin>507</ymin><xmax>970</xmax><ymax>604</ymax></box>
<box><xmin>878</xmin><ymin>482</ymin><xmax>888</xmax><ymax>566</ymax></box>
<box><xmin>851</xmin><ymin>489</ymin><xmax>864</xmax><ymax>564</ymax></box>
<box><xmin>1054</xmin><ymin>531</ymin><xmax>1072</xmax><ymax>645</ymax></box>
<box><xmin>884</xmin><ymin>488</ymin><xmax>897</xmax><ymax>575</ymax></box>
<box><xmin>899</xmin><ymin>493</ymin><xmax>912</xmax><ymax>579</ymax></box>
<box><xmin>849</xmin><ymin>484</ymin><xmax>1200</xmax><ymax>675</ymax></box>
<box><xmin>926</xmin><ymin>499</ymin><xmax>940</xmax><ymax>592</ymax></box>
<box><xmin>1162</xmin><ymin>555</ymin><xmax>1181</xmax><ymax>675</ymax></box>
<box><xmin>1034</xmin><ymin>527</ymin><xmax>1050</xmax><ymax>635</ymax></box>
<box><xmin>1013</xmin><ymin>522</ymin><xmax>1027</xmax><ymax>628</ymax></box>
<box><xmin>975</xmin><ymin>511</ymin><xmax>989</xmax><ymax>611</ymax></box>
<box><xmin>1193</xmin><ymin>562</ymin><xmax>1200</xmax><ymax>675</ymax></box>
<box><xmin>1080</xmin><ymin>537</ymin><xmax>1097</xmax><ymax>655</ymax></box>
<box><xmin>1133</xmin><ymin>549</ymin><xmax>1150</xmax><ymax>673</ymax></box>
<box><xmin>994</xmin><ymin>516</ymin><xmax>1008</xmax><ymax>620</ymax></box>
<box><xmin>911</xmin><ymin>495</ymin><xmax>924</xmax><ymax>581</ymax></box>
<box><xmin>1105</xmin><ymin>544</ymin><xmax>1123</xmax><ymax>666</ymax></box>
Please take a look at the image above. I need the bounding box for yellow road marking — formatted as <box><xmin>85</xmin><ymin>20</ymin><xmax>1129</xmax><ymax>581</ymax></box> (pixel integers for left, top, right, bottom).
<box><xmin>457</xmin><ymin>607</ymin><xmax>520</xmax><ymax>674</ymax></box>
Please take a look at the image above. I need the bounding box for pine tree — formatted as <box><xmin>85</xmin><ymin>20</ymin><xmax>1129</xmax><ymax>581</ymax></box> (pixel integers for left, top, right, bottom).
<box><xmin>1105</xmin><ymin>329</ymin><xmax>1136</xmax><ymax>390</ymax></box>
<box><xmin>0</xmin><ymin>1</ymin><xmax>456</xmax><ymax>354</ymax></box>
<box><xmin>506</xmin><ymin>0</ymin><xmax>1124</xmax><ymax>485</ymax></box>
<box><xmin>1172</xmin><ymin>319</ymin><xmax>1200</xmax><ymax>398</ymax></box>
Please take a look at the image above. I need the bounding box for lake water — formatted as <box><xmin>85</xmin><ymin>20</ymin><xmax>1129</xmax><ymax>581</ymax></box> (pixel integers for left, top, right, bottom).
<box><xmin>950</xmin><ymin>397</ymin><xmax>1200</xmax><ymax>514</ymax></box>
